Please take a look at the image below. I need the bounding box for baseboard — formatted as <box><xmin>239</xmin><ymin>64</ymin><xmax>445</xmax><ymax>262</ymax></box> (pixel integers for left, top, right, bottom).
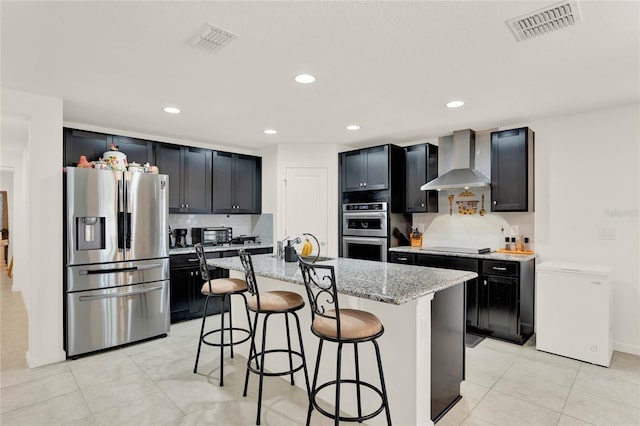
<box><xmin>613</xmin><ymin>341</ymin><xmax>640</xmax><ymax>356</ymax></box>
<box><xmin>26</xmin><ymin>349</ymin><xmax>66</xmax><ymax>368</ymax></box>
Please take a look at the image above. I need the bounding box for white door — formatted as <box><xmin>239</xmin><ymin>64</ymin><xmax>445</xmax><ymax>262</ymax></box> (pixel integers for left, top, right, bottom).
<box><xmin>284</xmin><ymin>167</ymin><xmax>329</xmax><ymax>255</ymax></box>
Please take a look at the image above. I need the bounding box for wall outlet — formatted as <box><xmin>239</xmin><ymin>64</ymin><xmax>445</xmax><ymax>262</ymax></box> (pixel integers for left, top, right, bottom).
<box><xmin>598</xmin><ymin>228</ymin><xmax>616</xmax><ymax>240</ymax></box>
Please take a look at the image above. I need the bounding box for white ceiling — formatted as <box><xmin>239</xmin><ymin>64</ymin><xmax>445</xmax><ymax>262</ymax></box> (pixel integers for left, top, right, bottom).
<box><xmin>2</xmin><ymin>1</ymin><xmax>638</xmax><ymax>150</ymax></box>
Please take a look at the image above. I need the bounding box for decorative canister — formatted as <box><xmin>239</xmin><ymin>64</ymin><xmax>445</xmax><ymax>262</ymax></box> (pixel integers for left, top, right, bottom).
<box><xmin>103</xmin><ymin>150</ymin><xmax>127</xmax><ymax>171</ymax></box>
<box><xmin>77</xmin><ymin>155</ymin><xmax>93</xmax><ymax>169</ymax></box>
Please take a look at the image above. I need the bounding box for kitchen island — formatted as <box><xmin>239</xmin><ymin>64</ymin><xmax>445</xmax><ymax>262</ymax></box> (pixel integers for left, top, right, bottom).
<box><xmin>207</xmin><ymin>254</ymin><xmax>477</xmax><ymax>425</ymax></box>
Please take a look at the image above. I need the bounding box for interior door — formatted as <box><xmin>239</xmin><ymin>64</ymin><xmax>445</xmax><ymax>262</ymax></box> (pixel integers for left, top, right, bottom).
<box><xmin>284</xmin><ymin>167</ymin><xmax>329</xmax><ymax>256</ymax></box>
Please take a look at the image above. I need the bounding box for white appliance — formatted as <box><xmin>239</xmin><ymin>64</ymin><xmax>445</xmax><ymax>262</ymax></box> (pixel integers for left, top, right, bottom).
<box><xmin>536</xmin><ymin>261</ymin><xmax>612</xmax><ymax>367</ymax></box>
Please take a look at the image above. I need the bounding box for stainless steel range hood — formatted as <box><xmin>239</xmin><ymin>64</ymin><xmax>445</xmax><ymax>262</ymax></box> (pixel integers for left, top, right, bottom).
<box><xmin>421</xmin><ymin>129</ymin><xmax>490</xmax><ymax>191</ymax></box>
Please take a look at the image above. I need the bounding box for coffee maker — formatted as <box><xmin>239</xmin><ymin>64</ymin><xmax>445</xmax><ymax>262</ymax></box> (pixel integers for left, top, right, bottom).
<box><xmin>174</xmin><ymin>228</ymin><xmax>188</xmax><ymax>247</ymax></box>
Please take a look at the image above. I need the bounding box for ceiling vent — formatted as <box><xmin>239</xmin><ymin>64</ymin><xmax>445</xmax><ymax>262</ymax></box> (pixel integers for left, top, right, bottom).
<box><xmin>190</xmin><ymin>23</ymin><xmax>237</xmax><ymax>53</ymax></box>
<box><xmin>506</xmin><ymin>1</ymin><xmax>582</xmax><ymax>41</ymax></box>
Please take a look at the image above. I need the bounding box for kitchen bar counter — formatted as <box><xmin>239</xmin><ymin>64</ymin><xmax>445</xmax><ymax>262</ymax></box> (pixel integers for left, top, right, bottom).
<box><xmin>169</xmin><ymin>242</ymin><xmax>273</xmax><ymax>255</ymax></box>
<box><xmin>390</xmin><ymin>245</ymin><xmax>538</xmax><ymax>262</ymax></box>
<box><xmin>208</xmin><ymin>254</ymin><xmax>474</xmax><ymax>425</ymax></box>
<box><xmin>207</xmin><ymin>254</ymin><xmax>477</xmax><ymax>305</ymax></box>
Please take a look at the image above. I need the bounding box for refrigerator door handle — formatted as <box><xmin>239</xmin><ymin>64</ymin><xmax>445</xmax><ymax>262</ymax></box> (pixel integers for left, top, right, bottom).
<box><xmin>78</xmin><ymin>285</ymin><xmax>164</xmax><ymax>301</ymax></box>
<box><xmin>83</xmin><ymin>266</ymin><xmax>138</xmax><ymax>275</ymax></box>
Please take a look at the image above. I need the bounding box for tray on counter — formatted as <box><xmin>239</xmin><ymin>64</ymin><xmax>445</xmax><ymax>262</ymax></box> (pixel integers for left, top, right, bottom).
<box><xmin>496</xmin><ymin>248</ymin><xmax>535</xmax><ymax>255</ymax></box>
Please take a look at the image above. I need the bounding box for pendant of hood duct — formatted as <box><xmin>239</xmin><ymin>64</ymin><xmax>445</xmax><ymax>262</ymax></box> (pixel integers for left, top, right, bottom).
<box><xmin>421</xmin><ymin>129</ymin><xmax>490</xmax><ymax>191</ymax></box>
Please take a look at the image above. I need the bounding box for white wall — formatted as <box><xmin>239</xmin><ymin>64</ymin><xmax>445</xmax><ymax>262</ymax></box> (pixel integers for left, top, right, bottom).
<box><xmin>1</xmin><ymin>88</ymin><xmax>65</xmax><ymax>367</ymax></box>
<box><xmin>521</xmin><ymin>103</ymin><xmax>639</xmax><ymax>355</ymax></box>
<box><xmin>0</xmin><ymin>168</ymin><xmax>14</xmax><ymax>262</ymax></box>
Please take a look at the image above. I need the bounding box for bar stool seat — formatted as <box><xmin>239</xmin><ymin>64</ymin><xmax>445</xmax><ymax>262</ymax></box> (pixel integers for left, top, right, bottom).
<box><xmin>312</xmin><ymin>309</ymin><xmax>382</xmax><ymax>340</ymax></box>
<box><xmin>193</xmin><ymin>244</ymin><xmax>253</xmax><ymax>387</ymax></box>
<box><xmin>247</xmin><ymin>291</ymin><xmax>304</xmax><ymax>312</ymax></box>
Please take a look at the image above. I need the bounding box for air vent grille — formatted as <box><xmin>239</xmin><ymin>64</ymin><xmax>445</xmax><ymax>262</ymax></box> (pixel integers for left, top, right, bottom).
<box><xmin>191</xmin><ymin>23</ymin><xmax>237</xmax><ymax>53</ymax></box>
<box><xmin>506</xmin><ymin>1</ymin><xmax>582</xmax><ymax>41</ymax></box>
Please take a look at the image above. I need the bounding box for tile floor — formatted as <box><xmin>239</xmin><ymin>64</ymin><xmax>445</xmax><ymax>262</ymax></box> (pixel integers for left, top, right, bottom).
<box><xmin>1</xmin><ymin>271</ymin><xmax>639</xmax><ymax>425</ymax></box>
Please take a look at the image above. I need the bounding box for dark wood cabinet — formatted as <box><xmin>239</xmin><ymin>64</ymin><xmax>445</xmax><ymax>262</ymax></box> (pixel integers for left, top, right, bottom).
<box><xmin>404</xmin><ymin>143</ymin><xmax>438</xmax><ymax>213</ymax></box>
<box><xmin>490</xmin><ymin>127</ymin><xmax>534</xmax><ymax>212</ymax></box>
<box><xmin>341</xmin><ymin>145</ymin><xmax>390</xmax><ymax>192</ymax></box>
<box><xmin>389</xmin><ymin>251</ymin><xmax>534</xmax><ymax>344</ymax></box>
<box><xmin>115</xmin><ymin>136</ymin><xmax>155</xmax><ymax>165</ymax></box>
<box><xmin>64</xmin><ymin>128</ymin><xmax>112</xmax><ymax>166</ymax></box>
<box><xmin>212</xmin><ymin>151</ymin><xmax>262</xmax><ymax>214</ymax></box>
<box><xmin>156</xmin><ymin>143</ymin><xmax>212</xmax><ymax>214</ymax></box>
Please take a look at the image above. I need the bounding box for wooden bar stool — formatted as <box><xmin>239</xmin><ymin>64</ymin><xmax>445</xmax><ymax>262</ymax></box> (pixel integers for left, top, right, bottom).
<box><xmin>193</xmin><ymin>243</ymin><xmax>252</xmax><ymax>387</ymax></box>
<box><xmin>238</xmin><ymin>249</ymin><xmax>311</xmax><ymax>425</ymax></box>
<box><xmin>298</xmin><ymin>257</ymin><xmax>392</xmax><ymax>426</ymax></box>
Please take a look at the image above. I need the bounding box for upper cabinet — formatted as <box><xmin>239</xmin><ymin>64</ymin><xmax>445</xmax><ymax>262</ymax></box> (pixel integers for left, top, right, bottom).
<box><xmin>490</xmin><ymin>127</ymin><xmax>534</xmax><ymax>212</ymax></box>
<box><xmin>156</xmin><ymin>144</ymin><xmax>212</xmax><ymax>214</ymax></box>
<box><xmin>212</xmin><ymin>151</ymin><xmax>262</xmax><ymax>214</ymax></box>
<box><xmin>404</xmin><ymin>143</ymin><xmax>438</xmax><ymax>213</ymax></box>
<box><xmin>341</xmin><ymin>145</ymin><xmax>389</xmax><ymax>192</ymax></box>
<box><xmin>64</xmin><ymin>128</ymin><xmax>155</xmax><ymax>166</ymax></box>
<box><xmin>64</xmin><ymin>128</ymin><xmax>112</xmax><ymax>166</ymax></box>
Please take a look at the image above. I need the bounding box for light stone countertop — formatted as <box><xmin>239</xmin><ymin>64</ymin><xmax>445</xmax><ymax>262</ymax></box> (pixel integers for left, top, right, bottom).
<box><xmin>169</xmin><ymin>243</ymin><xmax>273</xmax><ymax>256</ymax></box>
<box><xmin>207</xmin><ymin>254</ymin><xmax>477</xmax><ymax>305</ymax></box>
<box><xmin>389</xmin><ymin>246</ymin><xmax>538</xmax><ymax>262</ymax></box>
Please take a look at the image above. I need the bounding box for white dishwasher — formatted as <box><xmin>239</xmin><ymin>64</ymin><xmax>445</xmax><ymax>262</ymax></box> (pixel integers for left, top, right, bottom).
<box><xmin>536</xmin><ymin>261</ymin><xmax>612</xmax><ymax>367</ymax></box>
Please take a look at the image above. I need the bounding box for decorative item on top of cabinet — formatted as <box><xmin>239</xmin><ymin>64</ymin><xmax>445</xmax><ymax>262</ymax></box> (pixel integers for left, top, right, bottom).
<box><xmin>212</xmin><ymin>151</ymin><xmax>262</xmax><ymax>214</ymax></box>
<box><xmin>491</xmin><ymin>127</ymin><xmax>534</xmax><ymax>212</ymax></box>
<box><xmin>156</xmin><ymin>143</ymin><xmax>212</xmax><ymax>214</ymax></box>
<box><xmin>63</xmin><ymin>128</ymin><xmax>156</xmax><ymax>167</ymax></box>
<box><xmin>404</xmin><ymin>143</ymin><xmax>438</xmax><ymax>213</ymax></box>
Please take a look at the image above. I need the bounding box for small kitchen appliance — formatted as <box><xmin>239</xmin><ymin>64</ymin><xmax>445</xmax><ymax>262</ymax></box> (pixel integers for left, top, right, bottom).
<box><xmin>191</xmin><ymin>227</ymin><xmax>232</xmax><ymax>246</ymax></box>
<box><xmin>174</xmin><ymin>228</ymin><xmax>188</xmax><ymax>247</ymax></box>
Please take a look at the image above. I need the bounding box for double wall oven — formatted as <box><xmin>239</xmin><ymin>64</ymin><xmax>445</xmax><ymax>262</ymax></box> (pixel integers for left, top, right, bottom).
<box><xmin>342</xmin><ymin>202</ymin><xmax>389</xmax><ymax>262</ymax></box>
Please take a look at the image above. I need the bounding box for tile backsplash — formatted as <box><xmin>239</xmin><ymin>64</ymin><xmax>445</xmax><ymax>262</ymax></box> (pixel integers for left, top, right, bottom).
<box><xmin>169</xmin><ymin>213</ymin><xmax>273</xmax><ymax>246</ymax></box>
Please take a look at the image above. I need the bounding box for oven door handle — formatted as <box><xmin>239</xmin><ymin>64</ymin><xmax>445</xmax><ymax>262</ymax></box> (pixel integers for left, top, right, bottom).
<box><xmin>343</xmin><ymin>236</ymin><xmax>387</xmax><ymax>245</ymax></box>
<box><xmin>343</xmin><ymin>212</ymin><xmax>387</xmax><ymax>219</ymax></box>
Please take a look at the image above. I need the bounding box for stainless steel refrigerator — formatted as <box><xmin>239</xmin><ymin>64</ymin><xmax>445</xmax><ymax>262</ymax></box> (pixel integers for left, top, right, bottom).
<box><xmin>64</xmin><ymin>167</ymin><xmax>170</xmax><ymax>357</ymax></box>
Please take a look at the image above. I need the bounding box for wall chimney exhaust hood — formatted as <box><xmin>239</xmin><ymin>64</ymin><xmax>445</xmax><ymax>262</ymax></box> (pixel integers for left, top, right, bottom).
<box><xmin>421</xmin><ymin>129</ymin><xmax>490</xmax><ymax>191</ymax></box>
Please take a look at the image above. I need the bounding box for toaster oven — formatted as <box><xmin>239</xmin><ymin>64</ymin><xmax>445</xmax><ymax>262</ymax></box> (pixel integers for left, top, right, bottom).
<box><xmin>191</xmin><ymin>227</ymin><xmax>233</xmax><ymax>246</ymax></box>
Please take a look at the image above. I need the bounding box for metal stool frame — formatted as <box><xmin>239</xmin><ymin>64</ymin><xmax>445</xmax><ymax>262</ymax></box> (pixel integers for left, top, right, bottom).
<box><xmin>193</xmin><ymin>243</ymin><xmax>252</xmax><ymax>387</ymax></box>
<box><xmin>239</xmin><ymin>249</ymin><xmax>311</xmax><ymax>425</ymax></box>
<box><xmin>298</xmin><ymin>257</ymin><xmax>392</xmax><ymax>426</ymax></box>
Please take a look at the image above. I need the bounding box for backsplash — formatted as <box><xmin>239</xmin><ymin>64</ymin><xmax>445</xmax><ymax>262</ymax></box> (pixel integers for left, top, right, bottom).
<box><xmin>412</xmin><ymin>188</ymin><xmax>534</xmax><ymax>251</ymax></box>
<box><xmin>169</xmin><ymin>213</ymin><xmax>273</xmax><ymax>246</ymax></box>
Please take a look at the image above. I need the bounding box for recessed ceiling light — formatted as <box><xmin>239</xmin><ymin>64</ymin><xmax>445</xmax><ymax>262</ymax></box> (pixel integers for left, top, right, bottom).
<box><xmin>446</xmin><ymin>101</ymin><xmax>465</xmax><ymax>108</ymax></box>
<box><xmin>263</xmin><ymin>129</ymin><xmax>277</xmax><ymax>135</ymax></box>
<box><xmin>346</xmin><ymin>125</ymin><xmax>361</xmax><ymax>130</ymax></box>
<box><xmin>163</xmin><ymin>106</ymin><xmax>181</xmax><ymax>114</ymax></box>
<box><xmin>294</xmin><ymin>74</ymin><xmax>316</xmax><ymax>84</ymax></box>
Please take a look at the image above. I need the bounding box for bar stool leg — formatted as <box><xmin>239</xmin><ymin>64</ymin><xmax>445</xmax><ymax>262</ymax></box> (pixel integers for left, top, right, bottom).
<box><xmin>335</xmin><ymin>342</ymin><xmax>344</xmax><ymax>426</ymax></box>
<box><xmin>354</xmin><ymin>342</ymin><xmax>363</xmax><ymax>423</ymax></box>
<box><xmin>373</xmin><ymin>340</ymin><xmax>392</xmax><ymax>426</ymax></box>
<box><xmin>307</xmin><ymin>339</ymin><xmax>324</xmax><ymax>426</ymax></box>
<box><xmin>293</xmin><ymin>312</ymin><xmax>311</xmax><ymax>396</ymax></box>
<box><xmin>284</xmin><ymin>313</ymin><xmax>295</xmax><ymax>386</ymax></box>
<box><xmin>219</xmin><ymin>294</ymin><xmax>226</xmax><ymax>386</ymax></box>
<box><xmin>193</xmin><ymin>296</ymin><xmax>211</xmax><ymax>374</ymax></box>
<box><xmin>256</xmin><ymin>313</ymin><xmax>271</xmax><ymax>425</ymax></box>
<box><xmin>243</xmin><ymin>311</ymin><xmax>260</xmax><ymax>397</ymax></box>
<box><xmin>229</xmin><ymin>300</ymin><xmax>235</xmax><ymax>358</ymax></box>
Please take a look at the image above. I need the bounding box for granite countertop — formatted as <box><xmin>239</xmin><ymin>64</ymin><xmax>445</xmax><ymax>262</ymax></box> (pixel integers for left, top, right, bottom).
<box><xmin>207</xmin><ymin>254</ymin><xmax>477</xmax><ymax>305</ymax></box>
<box><xmin>389</xmin><ymin>246</ymin><xmax>538</xmax><ymax>262</ymax></box>
<box><xmin>170</xmin><ymin>243</ymin><xmax>273</xmax><ymax>255</ymax></box>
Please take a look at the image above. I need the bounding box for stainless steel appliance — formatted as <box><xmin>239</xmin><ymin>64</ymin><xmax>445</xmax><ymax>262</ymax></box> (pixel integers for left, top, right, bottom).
<box><xmin>341</xmin><ymin>202</ymin><xmax>409</xmax><ymax>262</ymax></box>
<box><xmin>191</xmin><ymin>226</ymin><xmax>232</xmax><ymax>246</ymax></box>
<box><xmin>64</xmin><ymin>167</ymin><xmax>170</xmax><ymax>357</ymax></box>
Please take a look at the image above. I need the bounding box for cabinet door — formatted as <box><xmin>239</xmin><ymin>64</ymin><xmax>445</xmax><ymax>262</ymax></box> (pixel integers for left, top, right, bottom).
<box><xmin>116</xmin><ymin>136</ymin><xmax>155</xmax><ymax>165</ymax></box>
<box><xmin>466</xmin><ymin>279</ymin><xmax>479</xmax><ymax>328</ymax></box>
<box><xmin>491</xmin><ymin>128</ymin><xmax>530</xmax><ymax>212</ymax></box>
<box><xmin>234</xmin><ymin>154</ymin><xmax>260</xmax><ymax>213</ymax></box>
<box><xmin>405</xmin><ymin>144</ymin><xmax>426</xmax><ymax>212</ymax></box>
<box><xmin>363</xmin><ymin>145</ymin><xmax>389</xmax><ymax>190</ymax></box>
<box><xmin>156</xmin><ymin>144</ymin><xmax>183</xmax><ymax>212</ymax></box>
<box><xmin>169</xmin><ymin>268</ymin><xmax>191</xmax><ymax>323</ymax></box>
<box><xmin>64</xmin><ymin>128</ymin><xmax>111</xmax><ymax>166</ymax></box>
<box><xmin>212</xmin><ymin>151</ymin><xmax>235</xmax><ymax>213</ymax></box>
<box><xmin>341</xmin><ymin>150</ymin><xmax>365</xmax><ymax>192</ymax></box>
<box><xmin>183</xmin><ymin>147</ymin><xmax>212</xmax><ymax>213</ymax></box>
<box><xmin>480</xmin><ymin>275</ymin><xmax>519</xmax><ymax>336</ymax></box>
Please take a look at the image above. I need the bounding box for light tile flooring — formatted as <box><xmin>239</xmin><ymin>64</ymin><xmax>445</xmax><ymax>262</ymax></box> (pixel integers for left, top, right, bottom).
<box><xmin>1</xmin><ymin>271</ymin><xmax>639</xmax><ymax>425</ymax></box>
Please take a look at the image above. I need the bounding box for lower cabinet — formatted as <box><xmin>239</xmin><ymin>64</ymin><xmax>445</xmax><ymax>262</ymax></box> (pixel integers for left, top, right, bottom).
<box><xmin>169</xmin><ymin>252</ymin><xmax>230</xmax><ymax>324</ymax></box>
<box><xmin>389</xmin><ymin>251</ymin><xmax>535</xmax><ymax>344</ymax></box>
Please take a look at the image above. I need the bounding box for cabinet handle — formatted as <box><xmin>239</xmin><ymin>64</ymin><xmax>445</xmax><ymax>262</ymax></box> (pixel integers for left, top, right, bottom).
<box><xmin>188</xmin><ymin>258</ymin><xmax>199</xmax><ymax>262</ymax></box>
<box><xmin>483</xmin><ymin>280</ymin><xmax>487</xmax><ymax>286</ymax></box>
<box><xmin>421</xmin><ymin>203</ymin><xmax>425</xmax><ymax>207</ymax></box>
<box><xmin>185</xmin><ymin>204</ymin><xmax>189</xmax><ymax>208</ymax></box>
<box><xmin>359</xmin><ymin>183</ymin><xmax>363</xmax><ymax>187</ymax></box>
<box><xmin>493</xmin><ymin>200</ymin><xmax>497</xmax><ymax>206</ymax></box>
<box><xmin>398</xmin><ymin>257</ymin><xmax>408</xmax><ymax>261</ymax></box>
<box><xmin>592</xmin><ymin>281</ymin><xmax>602</xmax><ymax>285</ymax></box>
<box><xmin>363</xmin><ymin>182</ymin><xmax>367</xmax><ymax>187</ymax></box>
<box><xmin>492</xmin><ymin>266</ymin><xmax>507</xmax><ymax>271</ymax></box>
